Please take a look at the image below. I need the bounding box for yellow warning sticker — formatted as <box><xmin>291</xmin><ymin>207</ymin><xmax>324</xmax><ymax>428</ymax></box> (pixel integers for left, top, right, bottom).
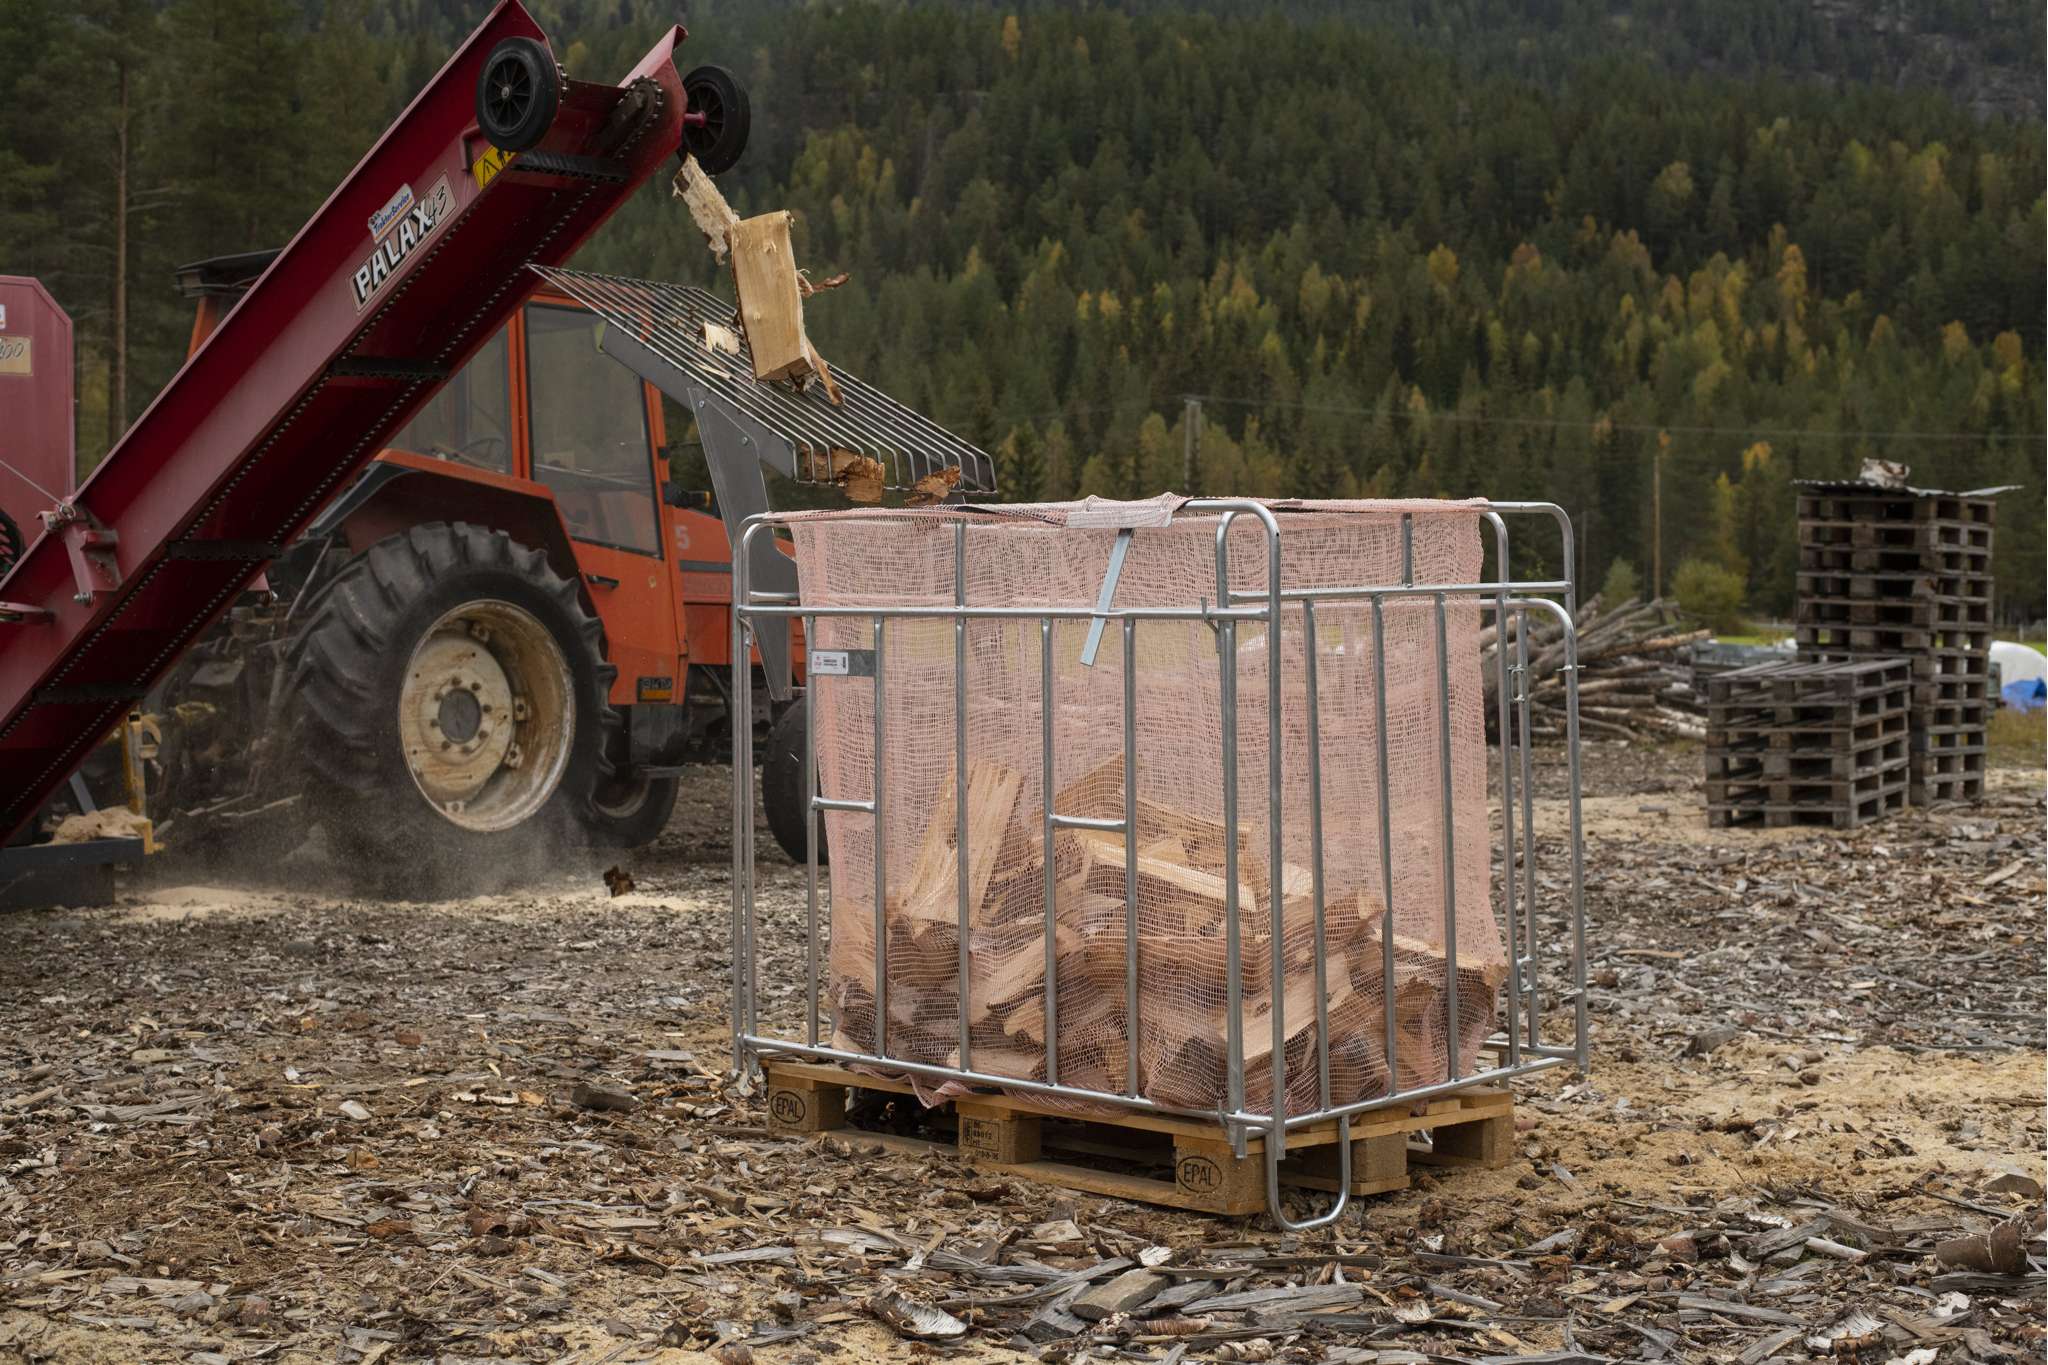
<box><xmin>470</xmin><ymin>144</ymin><xmax>513</xmax><ymax>191</ymax></box>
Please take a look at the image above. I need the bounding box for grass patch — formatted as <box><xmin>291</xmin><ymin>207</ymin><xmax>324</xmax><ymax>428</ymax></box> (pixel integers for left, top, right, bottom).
<box><xmin>1986</xmin><ymin>706</ymin><xmax>2046</xmax><ymax>769</ymax></box>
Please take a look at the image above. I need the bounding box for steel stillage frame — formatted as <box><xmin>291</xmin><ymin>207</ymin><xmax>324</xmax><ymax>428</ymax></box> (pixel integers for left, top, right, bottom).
<box><xmin>729</xmin><ymin>501</ymin><xmax>1588</xmax><ymax>1226</ymax></box>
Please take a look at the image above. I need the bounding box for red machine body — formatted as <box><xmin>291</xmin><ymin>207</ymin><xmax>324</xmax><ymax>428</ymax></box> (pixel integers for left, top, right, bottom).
<box><xmin>0</xmin><ymin>1</ymin><xmax>691</xmax><ymax>840</ymax></box>
<box><xmin>0</xmin><ymin>278</ymin><xmax>76</xmax><ymax>535</ymax></box>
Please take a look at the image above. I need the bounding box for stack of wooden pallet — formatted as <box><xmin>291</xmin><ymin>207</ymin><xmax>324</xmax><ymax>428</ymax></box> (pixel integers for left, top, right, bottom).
<box><xmin>1793</xmin><ymin>481</ymin><xmax>1996</xmax><ymax>804</ymax></box>
<box><xmin>1704</xmin><ymin>658</ymin><xmax>1911</xmax><ymax>829</ymax></box>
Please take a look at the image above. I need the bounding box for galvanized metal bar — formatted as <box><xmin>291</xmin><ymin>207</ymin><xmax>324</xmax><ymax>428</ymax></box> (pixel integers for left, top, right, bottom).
<box><xmin>1226</xmin><ymin>578</ymin><xmax>1572</xmax><ymax>604</ymax></box>
<box><xmin>1292</xmin><ymin>595</ymin><xmax>1348</xmax><ymax>1230</ymax></box>
<box><xmin>1049</xmin><ymin>814</ymin><xmax>1127</xmax><ymax>833</ymax></box>
<box><xmin>871</xmin><ymin>616</ymin><xmax>888</xmax><ymax>1059</ymax></box>
<box><xmin>1230</xmin><ymin>1054</ymin><xmax>1566</xmax><ymax>1134</ymax></box>
<box><xmin>1040</xmin><ymin>616</ymin><xmax>1059</xmax><ymax>1086</ymax></box>
<box><xmin>1434</xmin><ymin>592</ymin><xmax>1461</xmax><ymax>1082</ymax></box>
<box><xmin>1505</xmin><ymin>595</ymin><xmax>1588</xmax><ymax>1070</ymax></box>
<box><xmin>1371</xmin><ymin>594</ymin><xmax>1396</xmax><ymax>1094</ymax></box>
<box><xmin>730</xmin><ymin>524</ymin><xmax>752</xmax><ymax>1077</ymax></box>
<box><xmin>1080</xmin><ymin>529</ymin><xmax>1134</xmax><ymax>667</ymax></box>
<box><xmin>1209</xmin><ymin>513</ymin><xmax>1249</xmax><ymax>1158</ymax></box>
<box><xmin>1517</xmin><ymin>618</ymin><xmax>1539</xmax><ymax>1052</ymax></box>
<box><xmin>812</xmin><ymin>795</ymin><xmax>875</xmax><ymax>814</ymax></box>
<box><xmin>954</xmin><ymin>521</ymin><xmax>972</xmax><ymax>1075</ymax></box>
<box><xmin>744</xmin><ymin>1033</ymin><xmax>1568</xmax><ymax>1132</ymax></box>
<box><xmin>1303</xmin><ymin>598</ymin><xmax>1332</xmax><ymax>1116</ymax></box>
<box><xmin>1262</xmin><ymin>516</ymin><xmax>1287</xmax><ymax>1164</ymax></box>
<box><xmin>804</xmin><ymin>610</ymin><xmax>821</xmax><ymax>1049</ymax></box>
<box><xmin>741</xmin><ymin>602</ymin><xmax>1268</xmax><ymax>622</ymax></box>
<box><xmin>1122</xmin><ymin>613</ymin><xmax>1141</xmax><ymax>1100</ymax></box>
<box><xmin>1482</xmin><ymin>512</ymin><xmax>1520</xmax><ymax>1069</ymax></box>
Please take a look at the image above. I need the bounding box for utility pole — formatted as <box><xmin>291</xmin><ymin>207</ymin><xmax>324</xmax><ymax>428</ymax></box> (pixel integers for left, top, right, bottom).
<box><xmin>111</xmin><ymin>59</ymin><xmax>131</xmax><ymax>445</ymax></box>
<box><xmin>1652</xmin><ymin>430</ymin><xmax>1667</xmax><ymax>598</ymax></box>
<box><xmin>1181</xmin><ymin>395</ymin><xmax>1201</xmax><ymax>494</ymax></box>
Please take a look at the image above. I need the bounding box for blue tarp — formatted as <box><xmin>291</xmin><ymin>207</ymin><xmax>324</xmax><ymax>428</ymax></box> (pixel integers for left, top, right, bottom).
<box><xmin>2001</xmin><ymin>677</ymin><xmax>2046</xmax><ymax>712</ymax></box>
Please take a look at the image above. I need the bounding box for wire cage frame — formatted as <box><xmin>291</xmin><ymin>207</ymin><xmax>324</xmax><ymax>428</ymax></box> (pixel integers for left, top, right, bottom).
<box><xmin>729</xmin><ymin>499</ymin><xmax>1588</xmax><ymax>1227</ymax></box>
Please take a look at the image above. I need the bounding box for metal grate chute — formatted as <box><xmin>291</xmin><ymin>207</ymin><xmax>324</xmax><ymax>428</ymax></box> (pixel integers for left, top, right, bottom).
<box><xmin>532</xmin><ymin>266</ymin><xmax>998</xmax><ymax>494</ymax></box>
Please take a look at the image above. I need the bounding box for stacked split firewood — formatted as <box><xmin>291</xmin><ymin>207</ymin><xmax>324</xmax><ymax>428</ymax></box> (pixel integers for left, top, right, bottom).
<box><xmin>829</xmin><ymin>755</ymin><xmax>1502</xmax><ymax>1118</ymax></box>
<box><xmin>1483</xmin><ymin>596</ymin><xmax>1708</xmax><ymax>742</ymax></box>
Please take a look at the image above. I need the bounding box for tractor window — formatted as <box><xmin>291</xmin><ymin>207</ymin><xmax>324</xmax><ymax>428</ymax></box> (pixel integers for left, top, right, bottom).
<box><xmin>526</xmin><ymin>303</ymin><xmax>658</xmax><ymax>556</ymax></box>
<box><xmin>388</xmin><ymin>329</ymin><xmax>512</xmax><ymax>473</ymax></box>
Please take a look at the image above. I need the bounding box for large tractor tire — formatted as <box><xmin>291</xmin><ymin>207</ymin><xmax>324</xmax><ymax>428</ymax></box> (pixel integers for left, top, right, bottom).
<box><xmin>283</xmin><ymin>522</ymin><xmax>618</xmax><ymax>873</ymax></box>
<box><xmin>761</xmin><ymin>701</ymin><xmax>823</xmax><ymax>866</ymax></box>
<box><xmin>583</xmin><ymin>770</ymin><xmax>680</xmax><ymax>849</ymax></box>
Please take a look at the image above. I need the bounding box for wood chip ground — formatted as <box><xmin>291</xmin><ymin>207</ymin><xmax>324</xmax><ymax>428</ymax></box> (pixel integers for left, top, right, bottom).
<box><xmin>0</xmin><ymin>741</ymin><xmax>2040</xmax><ymax>1363</ymax></box>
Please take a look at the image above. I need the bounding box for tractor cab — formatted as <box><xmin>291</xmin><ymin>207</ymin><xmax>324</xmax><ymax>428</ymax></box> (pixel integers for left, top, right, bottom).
<box><xmin>178</xmin><ymin>251</ymin><xmax>740</xmax><ymax>730</ymax></box>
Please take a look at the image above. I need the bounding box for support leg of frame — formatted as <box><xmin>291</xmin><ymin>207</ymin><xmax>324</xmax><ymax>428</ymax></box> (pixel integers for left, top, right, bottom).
<box><xmin>1413</xmin><ymin>1110</ymin><xmax>1513</xmax><ymax>1169</ymax></box>
<box><xmin>1172</xmin><ymin>1136</ymin><xmax>1266</xmax><ymax>1215</ymax></box>
<box><xmin>765</xmin><ymin>1074</ymin><xmax>846</xmax><ymax>1135</ymax></box>
<box><xmin>956</xmin><ymin>1102</ymin><xmax>1042</xmax><ymax>1165</ymax></box>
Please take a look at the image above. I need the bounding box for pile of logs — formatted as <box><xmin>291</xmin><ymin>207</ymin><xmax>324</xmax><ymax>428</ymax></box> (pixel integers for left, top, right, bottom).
<box><xmin>830</xmin><ymin>755</ymin><xmax>1500</xmax><ymax>1118</ymax></box>
<box><xmin>1483</xmin><ymin>596</ymin><xmax>1709</xmax><ymax>743</ymax></box>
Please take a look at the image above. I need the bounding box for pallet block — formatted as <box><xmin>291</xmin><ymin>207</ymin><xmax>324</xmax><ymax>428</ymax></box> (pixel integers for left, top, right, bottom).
<box><xmin>762</xmin><ymin>1059</ymin><xmax>1512</xmax><ymax>1216</ymax></box>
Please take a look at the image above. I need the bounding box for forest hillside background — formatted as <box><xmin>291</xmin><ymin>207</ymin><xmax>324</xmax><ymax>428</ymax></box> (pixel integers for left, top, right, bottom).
<box><xmin>2</xmin><ymin>0</ymin><xmax>2042</xmax><ymax>618</ymax></box>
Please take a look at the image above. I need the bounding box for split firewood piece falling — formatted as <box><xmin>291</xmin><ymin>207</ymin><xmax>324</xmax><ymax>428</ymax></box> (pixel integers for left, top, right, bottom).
<box><xmin>816</xmin><ymin>448</ymin><xmax>885</xmax><ymax>504</ymax></box>
<box><xmin>728</xmin><ymin>210</ymin><xmax>843</xmax><ymax>404</ymax></box>
<box><xmin>701</xmin><ymin>321</ymin><xmax>741</xmax><ymax>357</ymax></box>
<box><xmin>671</xmin><ymin>154</ymin><xmax>739</xmax><ymax>261</ymax></box>
<box><xmin>798</xmin><ymin>270</ymin><xmax>851</xmax><ymax>298</ymax></box>
<box><xmin>906</xmin><ymin>465</ymin><xmax>962</xmax><ymax>507</ymax></box>
<box><xmin>674</xmin><ymin>155</ymin><xmax>844</xmax><ymax>404</ymax></box>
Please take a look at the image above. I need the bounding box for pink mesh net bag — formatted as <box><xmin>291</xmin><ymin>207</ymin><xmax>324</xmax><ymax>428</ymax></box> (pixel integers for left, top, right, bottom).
<box><xmin>780</xmin><ymin>498</ymin><xmax>1505</xmax><ymax>1119</ymax></box>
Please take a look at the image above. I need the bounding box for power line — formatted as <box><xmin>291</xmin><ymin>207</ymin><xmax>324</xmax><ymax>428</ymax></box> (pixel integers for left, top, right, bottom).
<box><xmin>1181</xmin><ymin>393</ymin><xmax>2043</xmax><ymax>444</ymax></box>
<box><xmin>959</xmin><ymin>391</ymin><xmax>2040</xmax><ymax>446</ymax></box>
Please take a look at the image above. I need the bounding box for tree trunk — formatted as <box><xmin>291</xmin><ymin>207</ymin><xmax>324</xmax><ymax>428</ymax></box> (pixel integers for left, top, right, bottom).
<box><xmin>110</xmin><ymin>59</ymin><xmax>130</xmax><ymax>448</ymax></box>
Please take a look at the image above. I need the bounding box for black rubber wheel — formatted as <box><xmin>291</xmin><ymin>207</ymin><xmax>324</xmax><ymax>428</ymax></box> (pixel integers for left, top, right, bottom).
<box><xmin>680</xmin><ymin>64</ymin><xmax>750</xmax><ymax>174</ymax></box>
<box><xmin>761</xmin><ymin>700</ymin><xmax>823</xmax><ymax>865</ymax></box>
<box><xmin>476</xmin><ymin>37</ymin><xmax>559</xmax><ymax>153</ymax></box>
<box><xmin>0</xmin><ymin>507</ymin><xmax>21</xmax><ymax>578</ymax></box>
<box><xmin>581</xmin><ymin>770</ymin><xmax>680</xmax><ymax>848</ymax></box>
<box><xmin>283</xmin><ymin>522</ymin><xmax>618</xmax><ymax>877</ymax></box>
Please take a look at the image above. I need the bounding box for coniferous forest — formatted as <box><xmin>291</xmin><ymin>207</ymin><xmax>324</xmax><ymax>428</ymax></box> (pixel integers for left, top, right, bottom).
<box><xmin>2</xmin><ymin>1</ymin><xmax>2042</xmax><ymax>617</ymax></box>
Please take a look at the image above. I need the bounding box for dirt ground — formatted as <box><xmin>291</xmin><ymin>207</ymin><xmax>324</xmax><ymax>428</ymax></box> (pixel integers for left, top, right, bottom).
<box><xmin>0</xmin><ymin>740</ymin><xmax>2041</xmax><ymax>1364</ymax></box>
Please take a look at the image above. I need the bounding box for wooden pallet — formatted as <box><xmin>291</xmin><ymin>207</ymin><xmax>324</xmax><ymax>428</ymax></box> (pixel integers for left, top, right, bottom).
<box><xmin>1796</xmin><ymin>596</ymin><xmax>1993</xmax><ymax>629</ymax></box>
<box><xmin>762</xmin><ymin>1059</ymin><xmax>1513</xmax><ymax>1216</ymax></box>
<box><xmin>1798</xmin><ymin>518</ymin><xmax>1994</xmax><ymax>552</ymax></box>
<box><xmin>1707</xmin><ymin>778</ymin><xmax>1908</xmax><ymax>829</ymax></box>
<box><xmin>1705</xmin><ymin>758</ymin><xmax>1909</xmax><ymax>806</ymax></box>
<box><xmin>1911</xmin><ymin>773</ymin><xmax>1986</xmax><ymax>805</ymax></box>
<box><xmin>1795</xmin><ymin>569</ymin><xmax>1993</xmax><ymax>602</ymax></box>
<box><xmin>1800</xmin><ymin>543</ymin><xmax>1991</xmax><ymax>575</ymax></box>
<box><xmin>1706</xmin><ymin>657</ymin><xmax>1909</xmax><ymax>703</ymax></box>
<box><xmin>1704</xmin><ymin>736</ymin><xmax>1907</xmax><ymax>782</ymax></box>
<box><xmin>1704</xmin><ymin>700</ymin><xmax>1909</xmax><ymax>735</ymax></box>
<box><xmin>1794</xmin><ymin>623</ymin><xmax>1991</xmax><ymax>655</ymax></box>
<box><xmin>1795</xmin><ymin>492</ymin><xmax>1997</xmax><ymax>526</ymax></box>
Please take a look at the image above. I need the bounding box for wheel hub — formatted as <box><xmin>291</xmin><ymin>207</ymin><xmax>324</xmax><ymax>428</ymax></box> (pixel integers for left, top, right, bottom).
<box><xmin>436</xmin><ymin>686</ymin><xmax>483</xmax><ymax>744</ymax></box>
<box><xmin>398</xmin><ymin>600</ymin><xmax>574</xmax><ymax>832</ymax></box>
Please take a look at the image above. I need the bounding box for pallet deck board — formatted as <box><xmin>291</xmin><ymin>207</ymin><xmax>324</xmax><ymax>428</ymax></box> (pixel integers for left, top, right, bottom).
<box><xmin>762</xmin><ymin>1059</ymin><xmax>1513</xmax><ymax>1215</ymax></box>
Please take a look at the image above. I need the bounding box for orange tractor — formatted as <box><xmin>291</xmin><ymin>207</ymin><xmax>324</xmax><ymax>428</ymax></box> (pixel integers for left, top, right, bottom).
<box><xmin>145</xmin><ymin>254</ymin><xmax>995</xmax><ymax>868</ymax></box>
<box><xmin>0</xmin><ymin>8</ymin><xmax>993</xmax><ymax>899</ymax></box>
